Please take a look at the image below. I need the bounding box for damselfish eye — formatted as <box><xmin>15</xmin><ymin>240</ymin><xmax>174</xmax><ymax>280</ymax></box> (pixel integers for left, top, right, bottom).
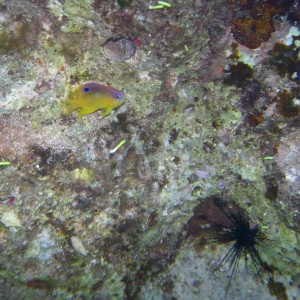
<box><xmin>83</xmin><ymin>87</ymin><xmax>90</xmax><ymax>93</ymax></box>
<box><xmin>114</xmin><ymin>95</ymin><xmax>122</xmax><ymax>101</ymax></box>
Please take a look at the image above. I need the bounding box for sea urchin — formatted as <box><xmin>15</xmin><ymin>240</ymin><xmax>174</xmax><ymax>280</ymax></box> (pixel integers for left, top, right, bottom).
<box><xmin>212</xmin><ymin>198</ymin><xmax>269</xmax><ymax>294</ymax></box>
<box><xmin>180</xmin><ymin>196</ymin><xmax>270</xmax><ymax>295</ymax></box>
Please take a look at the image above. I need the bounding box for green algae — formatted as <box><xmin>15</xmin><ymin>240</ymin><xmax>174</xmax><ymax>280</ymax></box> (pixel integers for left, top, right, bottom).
<box><xmin>72</xmin><ymin>168</ymin><xmax>94</xmax><ymax>183</ymax></box>
<box><xmin>47</xmin><ymin>0</ymin><xmax>95</xmax><ymax>33</ymax></box>
<box><xmin>0</xmin><ymin>1</ymin><xmax>299</xmax><ymax>299</ymax></box>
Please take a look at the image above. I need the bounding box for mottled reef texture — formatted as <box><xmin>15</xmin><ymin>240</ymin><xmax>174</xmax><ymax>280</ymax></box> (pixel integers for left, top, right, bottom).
<box><xmin>0</xmin><ymin>0</ymin><xmax>299</xmax><ymax>299</ymax></box>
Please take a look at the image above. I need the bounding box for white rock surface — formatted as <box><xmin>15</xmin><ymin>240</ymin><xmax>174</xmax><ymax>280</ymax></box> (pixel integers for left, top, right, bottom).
<box><xmin>0</xmin><ymin>211</ymin><xmax>21</xmax><ymax>227</ymax></box>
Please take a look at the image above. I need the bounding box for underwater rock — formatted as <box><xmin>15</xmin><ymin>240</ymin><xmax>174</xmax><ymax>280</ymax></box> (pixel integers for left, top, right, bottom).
<box><xmin>275</xmin><ymin>130</ymin><xmax>300</xmax><ymax>188</ymax></box>
<box><xmin>0</xmin><ymin>211</ymin><xmax>21</xmax><ymax>227</ymax></box>
<box><xmin>25</xmin><ymin>230</ymin><xmax>62</xmax><ymax>261</ymax></box>
<box><xmin>103</xmin><ymin>37</ymin><xmax>136</xmax><ymax>63</ymax></box>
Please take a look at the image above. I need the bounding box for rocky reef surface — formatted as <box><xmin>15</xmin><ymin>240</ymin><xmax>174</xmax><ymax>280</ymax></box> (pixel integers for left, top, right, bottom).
<box><xmin>0</xmin><ymin>1</ymin><xmax>299</xmax><ymax>299</ymax></box>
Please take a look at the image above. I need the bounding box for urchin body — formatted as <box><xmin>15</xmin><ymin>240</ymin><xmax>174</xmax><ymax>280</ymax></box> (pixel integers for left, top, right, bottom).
<box><xmin>215</xmin><ymin>206</ymin><xmax>267</xmax><ymax>293</ymax></box>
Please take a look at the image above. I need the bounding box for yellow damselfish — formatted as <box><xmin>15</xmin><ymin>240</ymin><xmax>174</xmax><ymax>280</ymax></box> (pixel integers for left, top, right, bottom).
<box><xmin>61</xmin><ymin>82</ymin><xmax>126</xmax><ymax>117</ymax></box>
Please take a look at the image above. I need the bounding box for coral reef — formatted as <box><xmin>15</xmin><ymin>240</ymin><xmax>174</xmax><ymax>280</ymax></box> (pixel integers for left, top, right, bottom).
<box><xmin>0</xmin><ymin>0</ymin><xmax>299</xmax><ymax>299</ymax></box>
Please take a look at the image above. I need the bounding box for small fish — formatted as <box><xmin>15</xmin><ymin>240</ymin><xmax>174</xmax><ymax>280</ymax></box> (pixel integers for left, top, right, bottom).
<box><xmin>62</xmin><ymin>82</ymin><xmax>126</xmax><ymax>117</ymax></box>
